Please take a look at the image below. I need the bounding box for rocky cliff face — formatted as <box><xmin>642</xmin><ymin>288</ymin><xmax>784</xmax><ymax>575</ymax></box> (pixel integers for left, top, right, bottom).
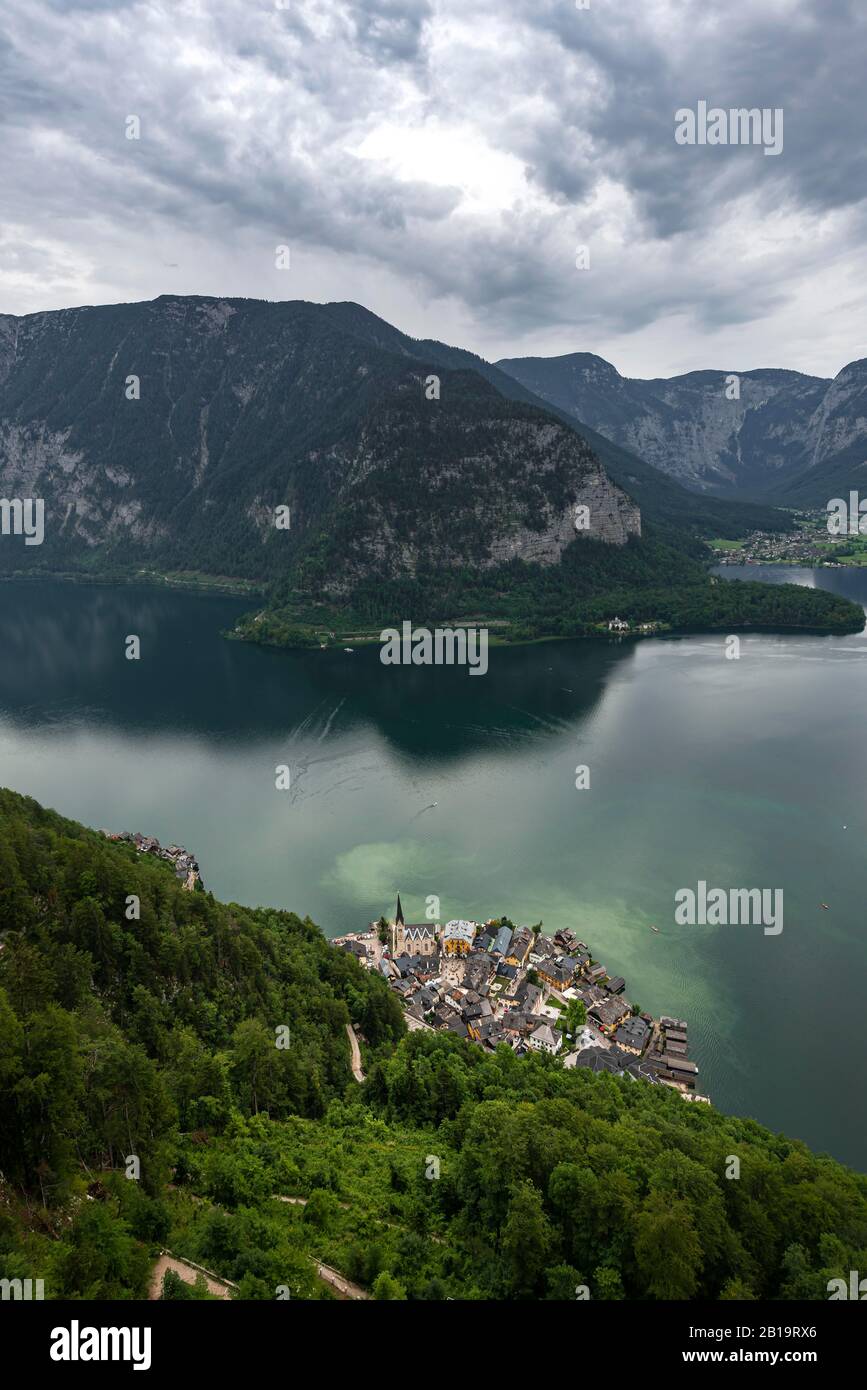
<box><xmin>497</xmin><ymin>351</ymin><xmax>867</xmax><ymax>504</ymax></box>
<box><xmin>0</xmin><ymin>296</ymin><xmax>640</xmax><ymax>591</ymax></box>
<box><xmin>301</xmin><ymin>381</ymin><xmax>640</xmax><ymax>597</ymax></box>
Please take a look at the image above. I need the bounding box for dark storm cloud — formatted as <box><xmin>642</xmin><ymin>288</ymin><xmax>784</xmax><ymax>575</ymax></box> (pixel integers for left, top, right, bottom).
<box><xmin>1</xmin><ymin>0</ymin><xmax>865</xmax><ymax>373</ymax></box>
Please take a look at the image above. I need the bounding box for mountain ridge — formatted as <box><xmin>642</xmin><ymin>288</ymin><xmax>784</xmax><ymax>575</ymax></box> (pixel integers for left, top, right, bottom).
<box><xmin>0</xmin><ymin>293</ymin><xmax>860</xmax><ymax>642</ymax></box>
<box><xmin>497</xmin><ymin>348</ymin><xmax>867</xmax><ymax>505</ymax></box>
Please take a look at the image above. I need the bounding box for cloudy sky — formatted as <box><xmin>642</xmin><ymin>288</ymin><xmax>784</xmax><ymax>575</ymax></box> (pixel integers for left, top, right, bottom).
<box><xmin>1</xmin><ymin>0</ymin><xmax>866</xmax><ymax>377</ymax></box>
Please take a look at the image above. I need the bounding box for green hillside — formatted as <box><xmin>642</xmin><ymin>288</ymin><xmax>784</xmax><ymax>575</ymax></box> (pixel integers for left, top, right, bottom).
<box><xmin>1</xmin><ymin>789</ymin><xmax>865</xmax><ymax>1301</ymax></box>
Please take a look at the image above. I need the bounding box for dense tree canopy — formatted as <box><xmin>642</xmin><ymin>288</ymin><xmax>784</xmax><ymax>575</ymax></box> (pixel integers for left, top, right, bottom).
<box><xmin>1</xmin><ymin>789</ymin><xmax>865</xmax><ymax>1301</ymax></box>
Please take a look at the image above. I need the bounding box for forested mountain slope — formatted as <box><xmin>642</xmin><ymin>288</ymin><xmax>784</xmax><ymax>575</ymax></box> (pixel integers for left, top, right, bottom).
<box><xmin>1</xmin><ymin>789</ymin><xmax>865</xmax><ymax>1301</ymax></box>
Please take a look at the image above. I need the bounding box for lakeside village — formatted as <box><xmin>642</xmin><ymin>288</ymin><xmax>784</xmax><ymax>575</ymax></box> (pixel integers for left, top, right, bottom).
<box><xmin>711</xmin><ymin>507</ymin><xmax>867</xmax><ymax>567</ymax></box>
<box><xmin>100</xmin><ymin>830</ymin><xmax>203</xmax><ymax>891</ymax></box>
<box><xmin>335</xmin><ymin>897</ymin><xmax>708</xmax><ymax>1102</ymax></box>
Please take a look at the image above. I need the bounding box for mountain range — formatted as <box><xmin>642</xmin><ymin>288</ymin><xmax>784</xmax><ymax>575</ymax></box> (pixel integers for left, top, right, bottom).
<box><xmin>0</xmin><ymin>295</ymin><xmax>860</xmax><ymax>639</ymax></box>
<box><xmin>497</xmin><ymin>351</ymin><xmax>867</xmax><ymax>505</ymax></box>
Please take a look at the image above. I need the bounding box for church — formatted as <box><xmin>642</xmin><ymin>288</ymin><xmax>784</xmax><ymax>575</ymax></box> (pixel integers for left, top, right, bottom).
<box><xmin>390</xmin><ymin>893</ymin><xmax>438</xmax><ymax>957</ymax></box>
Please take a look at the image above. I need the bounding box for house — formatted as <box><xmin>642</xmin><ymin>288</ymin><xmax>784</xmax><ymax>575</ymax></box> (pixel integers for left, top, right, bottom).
<box><xmin>529</xmin><ymin>934</ymin><xmax>558</xmax><ymax>962</ymax></box>
<box><xmin>608</xmin><ymin>616</ymin><xmax>630</xmax><ymax>632</ymax></box>
<box><xmin>623</xmin><ymin>1059</ymin><xmax>664</xmax><ymax>1086</ymax></box>
<box><xmin>585</xmin><ymin>963</ymin><xmax>607</xmax><ymax>985</ymax></box>
<box><xmin>576</xmin><ymin>984</ymin><xmax>607</xmax><ymax>1009</ymax></box>
<box><xmin>339</xmin><ymin>939</ymin><xmax>369</xmax><ymax>965</ymax></box>
<box><xmin>463</xmin><ymin>953</ymin><xmax>495</xmax><ymax>992</ymax></box>
<box><xmin>506</xmin><ymin>928</ymin><xmax>533</xmax><ymax>967</ymax></box>
<box><xmin>535</xmin><ymin>959</ymin><xmax>573</xmax><ymax>990</ymax></box>
<box><xmin>496</xmin><ymin>961</ymin><xmax>518</xmax><ymax>983</ymax></box>
<box><xmin>528</xmin><ymin>1023</ymin><xmax>562</xmax><ymax>1055</ymax></box>
<box><xmin>491</xmin><ymin>925</ymin><xmax>514</xmax><ymax>958</ymax></box>
<box><xmin>501</xmin><ymin>1011</ymin><xmax>538</xmax><ymax>1037</ymax></box>
<box><xmin>614</xmin><ymin>1015</ymin><xmax>650</xmax><ymax>1055</ymax></box>
<box><xmin>442</xmin><ymin>920</ymin><xmax>476</xmax><ymax>956</ymax></box>
<box><xmin>513</xmin><ymin>981</ymin><xmax>543</xmax><ymax>1014</ymax></box>
<box><xmin>392</xmin><ymin>954</ymin><xmax>419</xmax><ymax>978</ymax></box>
<box><xmin>463</xmin><ymin>999</ymin><xmax>493</xmax><ymax>1023</ymax></box>
<box><xmin>605</xmin><ymin>976</ymin><xmax>626</xmax><ymax>995</ymax></box>
<box><xmin>665</xmin><ymin>1028</ymin><xmax>689</xmax><ymax>1046</ymax></box>
<box><xmin>588</xmin><ymin>996</ymin><xmax>632</xmax><ymax>1035</ymax></box>
<box><xmin>573</xmin><ymin>1046</ymin><xmax>624</xmax><ymax>1075</ymax></box>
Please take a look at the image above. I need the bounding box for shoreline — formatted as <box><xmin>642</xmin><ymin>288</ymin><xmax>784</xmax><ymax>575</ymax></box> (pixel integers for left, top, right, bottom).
<box><xmin>334</xmin><ymin>912</ymin><xmax>709</xmax><ymax>1102</ymax></box>
<box><xmin>0</xmin><ymin>568</ymin><xmax>263</xmax><ymax>599</ymax></box>
<box><xmin>1</xmin><ymin>566</ymin><xmax>862</xmax><ymax>651</ymax></box>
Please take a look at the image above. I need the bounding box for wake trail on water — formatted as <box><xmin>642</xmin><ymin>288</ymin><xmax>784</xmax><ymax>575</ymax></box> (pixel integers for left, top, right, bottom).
<box><xmin>318</xmin><ymin>698</ymin><xmax>345</xmax><ymax>741</ymax></box>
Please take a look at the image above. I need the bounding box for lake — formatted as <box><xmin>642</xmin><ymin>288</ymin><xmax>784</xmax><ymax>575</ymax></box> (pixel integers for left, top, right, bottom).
<box><xmin>1</xmin><ymin>567</ymin><xmax>865</xmax><ymax>1168</ymax></box>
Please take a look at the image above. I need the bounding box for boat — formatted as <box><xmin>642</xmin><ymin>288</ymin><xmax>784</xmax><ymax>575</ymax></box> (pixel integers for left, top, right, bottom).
<box><xmin>343</xmin><ymin>648</ymin><xmax>354</xmax><ymax>653</ymax></box>
<box><xmin>821</xmin><ymin>903</ymin><xmax>830</xmax><ymax>910</ymax></box>
<box><xmin>648</xmin><ymin>924</ymin><xmax>660</xmax><ymax>933</ymax></box>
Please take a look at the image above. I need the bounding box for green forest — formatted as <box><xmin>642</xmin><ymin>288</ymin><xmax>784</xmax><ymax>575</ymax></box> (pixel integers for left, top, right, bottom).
<box><xmin>1</xmin><ymin>788</ymin><xmax>866</xmax><ymax>1301</ymax></box>
<box><xmin>235</xmin><ymin>533</ymin><xmax>865</xmax><ymax>649</ymax></box>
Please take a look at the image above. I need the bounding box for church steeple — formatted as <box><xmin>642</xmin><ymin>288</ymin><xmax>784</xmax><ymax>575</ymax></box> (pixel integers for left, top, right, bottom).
<box><xmin>391</xmin><ymin>893</ymin><xmax>405</xmax><ymax>958</ymax></box>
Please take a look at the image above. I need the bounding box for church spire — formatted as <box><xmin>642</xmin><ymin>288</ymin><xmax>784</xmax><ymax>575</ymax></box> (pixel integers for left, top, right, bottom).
<box><xmin>395</xmin><ymin>892</ymin><xmax>405</xmax><ymax>926</ymax></box>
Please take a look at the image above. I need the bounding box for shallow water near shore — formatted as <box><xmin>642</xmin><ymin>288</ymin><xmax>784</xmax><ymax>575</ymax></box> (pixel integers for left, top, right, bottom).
<box><xmin>1</xmin><ymin>568</ymin><xmax>865</xmax><ymax>1167</ymax></box>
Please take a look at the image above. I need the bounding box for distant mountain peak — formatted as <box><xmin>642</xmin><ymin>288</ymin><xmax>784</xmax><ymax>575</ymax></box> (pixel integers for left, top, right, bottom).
<box><xmin>496</xmin><ymin>347</ymin><xmax>866</xmax><ymax>503</ymax></box>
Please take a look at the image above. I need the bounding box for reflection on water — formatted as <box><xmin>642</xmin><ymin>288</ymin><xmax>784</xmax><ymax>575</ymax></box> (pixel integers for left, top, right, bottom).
<box><xmin>1</xmin><ymin>574</ymin><xmax>867</xmax><ymax>1170</ymax></box>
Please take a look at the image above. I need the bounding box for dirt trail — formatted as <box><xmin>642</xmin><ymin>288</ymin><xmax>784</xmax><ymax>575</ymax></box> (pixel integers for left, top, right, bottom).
<box><xmin>316</xmin><ymin>1261</ymin><xmax>370</xmax><ymax>1300</ymax></box>
<box><xmin>346</xmin><ymin>1022</ymin><xmax>365</xmax><ymax>1082</ymax></box>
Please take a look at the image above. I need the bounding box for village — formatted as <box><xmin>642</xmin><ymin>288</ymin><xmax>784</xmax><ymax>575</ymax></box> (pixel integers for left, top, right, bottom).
<box><xmin>101</xmin><ymin>829</ymin><xmax>204</xmax><ymax>891</ymax></box>
<box><xmin>334</xmin><ymin>897</ymin><xmax>709</xmax><ymax>1101</ymax></box>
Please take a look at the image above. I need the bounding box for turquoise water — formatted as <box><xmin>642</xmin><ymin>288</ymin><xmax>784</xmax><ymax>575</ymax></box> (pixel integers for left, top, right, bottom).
<box><xmin>0</xmin><ymin>571</ymin><xmax>865</xmax><ymax>1167</ymax></box>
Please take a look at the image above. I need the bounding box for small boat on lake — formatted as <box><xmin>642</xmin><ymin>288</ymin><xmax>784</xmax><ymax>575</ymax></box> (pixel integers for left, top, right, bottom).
<box><xmin>648</xmin><ymin>923</ymin><xmax>660</xmax><ymax>933</ymax></box>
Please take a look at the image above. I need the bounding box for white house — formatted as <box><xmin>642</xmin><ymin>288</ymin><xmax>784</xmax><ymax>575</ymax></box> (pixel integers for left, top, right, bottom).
<box><xmin>528</xmin><ymin>1023</ymin><xmax>562</xmax><ymax>1055</ymax></box>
